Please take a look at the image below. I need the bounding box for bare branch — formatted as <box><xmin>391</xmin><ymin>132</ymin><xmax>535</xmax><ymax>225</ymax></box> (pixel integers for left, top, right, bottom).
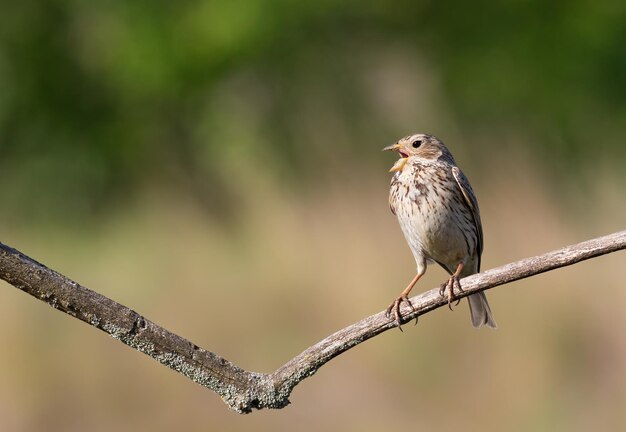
<box><xmin>1</xmin><ymin>230</ymin><xmax>625</xmax><ymax>413</ymax></box>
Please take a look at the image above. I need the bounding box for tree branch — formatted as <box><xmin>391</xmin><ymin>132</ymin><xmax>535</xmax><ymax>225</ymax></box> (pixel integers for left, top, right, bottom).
<box><xmin>1</xmin><ymin>230</ymin><xmax>625</xmax><ymax>413</ymax></box>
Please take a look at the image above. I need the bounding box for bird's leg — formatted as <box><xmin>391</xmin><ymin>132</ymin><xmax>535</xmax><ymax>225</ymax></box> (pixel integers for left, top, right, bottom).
<box><xmin>386</xmin><ymin>272</ymin><xmax>422</xmax><ymax>329</ymax></box>
<box><xmin>439</xmin><ymin>262</ymin><xmax>464</xmax><ymax>310</ymax></box>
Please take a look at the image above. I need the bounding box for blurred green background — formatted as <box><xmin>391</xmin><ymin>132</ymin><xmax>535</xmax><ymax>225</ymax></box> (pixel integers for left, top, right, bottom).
<box><xmin>1</xmin><ymin>0</ymin><xmax>625</xmax><ymax>430</ymax></box>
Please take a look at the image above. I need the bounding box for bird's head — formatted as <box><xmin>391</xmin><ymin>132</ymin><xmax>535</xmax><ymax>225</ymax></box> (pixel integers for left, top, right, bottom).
<box><xmin>383</xmin><ymin>133</ymin><xmax>452</xmax><ymax>172</ymax></box>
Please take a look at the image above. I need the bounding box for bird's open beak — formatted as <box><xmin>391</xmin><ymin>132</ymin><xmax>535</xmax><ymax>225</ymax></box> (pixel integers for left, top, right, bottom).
<box><xmin>383</xmin><ymin>143</ymin><xmax>408</xmax><ymax>172</ymax></box>
<box><xmin>382</xmin><ymin>143</ymin><xmax>401</xmax><ymax>152</ymax></box>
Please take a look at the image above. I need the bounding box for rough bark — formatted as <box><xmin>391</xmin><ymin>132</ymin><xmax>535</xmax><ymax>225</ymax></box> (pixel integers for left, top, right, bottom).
<box><xmin>1</xmin><ymin>230</ymin><xmax>625</xmax><ymax>413</ymax></box>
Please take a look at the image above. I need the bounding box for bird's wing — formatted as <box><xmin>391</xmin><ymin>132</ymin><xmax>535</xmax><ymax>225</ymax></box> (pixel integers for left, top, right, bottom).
<box><xmin>452</xmin><ymin>166</ymin><xmax>484</xmax><ymax>269</ymax></box>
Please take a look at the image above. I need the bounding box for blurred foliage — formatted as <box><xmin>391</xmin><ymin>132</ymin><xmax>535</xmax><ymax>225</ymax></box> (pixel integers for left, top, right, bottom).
<box><xmin>0</xmin><ymin>0</ymin><xmax>625</xmax><ymax>224</ymax></box>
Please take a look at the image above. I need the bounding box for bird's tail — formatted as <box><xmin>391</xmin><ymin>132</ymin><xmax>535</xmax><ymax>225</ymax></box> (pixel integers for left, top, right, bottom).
<box><xmin>467</xmin><ymin>292</ymin><xmax>497</xmax><ymax>329</ymax></box>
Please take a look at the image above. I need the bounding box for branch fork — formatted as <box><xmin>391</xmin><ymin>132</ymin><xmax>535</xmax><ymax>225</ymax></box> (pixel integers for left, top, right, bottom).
<box><xmin>1</xmin><ymin>231</ymin><xmax>625</xmax><ymax>413</ymax></box>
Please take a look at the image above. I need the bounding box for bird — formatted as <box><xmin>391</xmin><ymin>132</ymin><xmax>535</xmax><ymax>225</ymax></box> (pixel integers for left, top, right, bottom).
<box><xmin>383</xmin><ymin>133</ymin><xmax>496</xmax><ymax>329</ymax></box>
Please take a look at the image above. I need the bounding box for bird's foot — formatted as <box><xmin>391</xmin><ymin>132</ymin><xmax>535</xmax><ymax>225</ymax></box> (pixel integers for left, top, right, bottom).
<box><xmin>385</xmin><ymin>295</ymin><xmax>417</xmax><ymax>330</ymax></box>
<box><xmin>439</xmin><ymin>275</ymin><xmax>463</xmax><ymax>310</ymax></box>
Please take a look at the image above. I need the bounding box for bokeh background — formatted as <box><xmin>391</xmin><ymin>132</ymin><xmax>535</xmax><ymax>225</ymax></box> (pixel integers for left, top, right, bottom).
<box><xmin>1</xmin><ymin>1</ymin><xmax>625</xmax><ymax>430</ymax></box>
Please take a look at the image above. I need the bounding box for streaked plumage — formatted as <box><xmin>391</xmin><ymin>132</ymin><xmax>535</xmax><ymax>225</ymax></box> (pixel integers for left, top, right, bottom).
<box><xmin>384</xmin><ymin>133</ymin><xmax>496</xmax><ymax>329</ymax></box>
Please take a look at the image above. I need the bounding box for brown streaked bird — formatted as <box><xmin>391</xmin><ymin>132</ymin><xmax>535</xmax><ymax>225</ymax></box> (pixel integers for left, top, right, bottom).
<box><xmin>384</xmin><ymin>133</ymin><xmax>496</xmax><ymax>329</ymax></box>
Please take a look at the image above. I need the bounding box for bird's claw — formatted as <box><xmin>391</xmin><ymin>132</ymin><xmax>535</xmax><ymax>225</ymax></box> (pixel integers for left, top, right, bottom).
<box><xmin>439</xmin><ymin>276</ymin><xmax>463</xmax><ymax>310</ymax></box>
<box><xmin>386</xmin><ymin>295</ymin><xmax>417</xmax><ymax>330</ymax></box>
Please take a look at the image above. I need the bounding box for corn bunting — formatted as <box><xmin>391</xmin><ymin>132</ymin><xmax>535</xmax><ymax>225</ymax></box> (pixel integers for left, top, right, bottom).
<box><xmin>384</xmin><ymin>133</ymin><xmax>496</xmax><ymax>329</ymax></box>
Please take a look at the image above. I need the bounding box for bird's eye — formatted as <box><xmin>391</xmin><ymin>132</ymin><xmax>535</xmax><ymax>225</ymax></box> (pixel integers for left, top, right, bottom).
<box><xmin>412</xmin><ymin>140</ymin><xmax>422</xmax><ymax>148</ymax></box>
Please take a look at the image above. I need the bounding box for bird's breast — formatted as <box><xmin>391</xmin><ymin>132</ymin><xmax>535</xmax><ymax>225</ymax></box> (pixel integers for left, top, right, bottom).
<box><xmin>389</xmin><ymin>163</ymin><xmax>476</xmax><ymax>267</ymax></box>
